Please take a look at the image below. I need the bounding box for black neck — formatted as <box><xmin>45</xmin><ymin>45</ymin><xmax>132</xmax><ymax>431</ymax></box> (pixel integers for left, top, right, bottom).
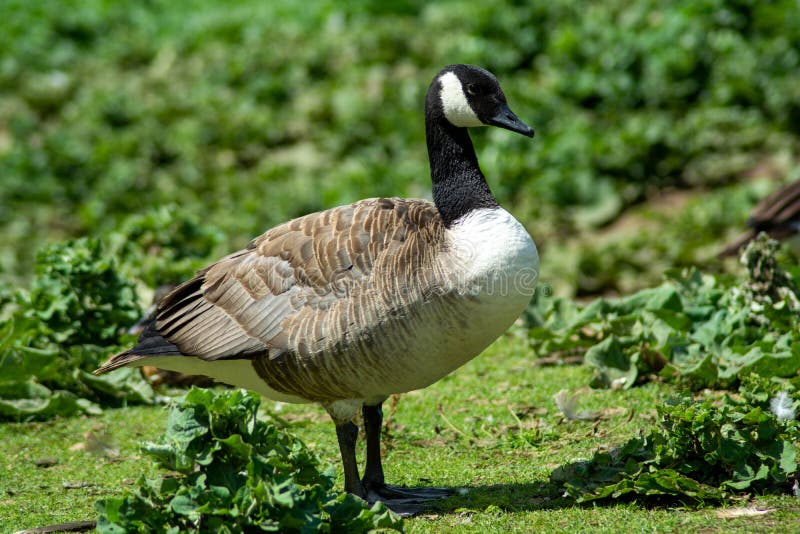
<box><xmin>426</xmin><ymin>117</ymin><xmax>498</xmax><ymax>227</ymax></box>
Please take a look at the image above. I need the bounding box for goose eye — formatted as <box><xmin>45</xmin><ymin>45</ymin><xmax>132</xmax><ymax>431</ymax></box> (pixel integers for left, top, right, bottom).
<box><xmin>465</xmin><ymin>83</ymin><xmax>479</xmax><ymax>96</ymax></box>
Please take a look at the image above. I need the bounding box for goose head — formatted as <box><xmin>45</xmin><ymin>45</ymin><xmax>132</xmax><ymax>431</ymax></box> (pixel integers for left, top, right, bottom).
<box><xmin>429</xmin><ymin>64</ymin><xmax>534</xmax><ymax>137</ymax></box>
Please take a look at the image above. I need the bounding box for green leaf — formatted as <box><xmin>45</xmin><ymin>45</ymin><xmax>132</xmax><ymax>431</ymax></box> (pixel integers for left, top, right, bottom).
<box><xmin>95</xmin><ymin>388</ymin><xmax>404</xmax><ymax>532</ymax></box>
<box><xmin>531</xmin><ymin>246</ymin><xmax>800</xmax><ymax>390</ymax></box>
<box><xmin>0</xmin><ymin>381</ymin><xmax>92</xmax><ymax>419</ymax></box>
<box><xmin>76</xmin><ymin>367</ymin><xmax>155</xmax><ymax>404</ymax></box>
<box><xmin>779</xmin><ymin>441</ymin><xmax>797</xmax><ymax>475</ymax></box>
<box><xmin>170</xmin><ymin>494</ymin><xmax>200</xmax><ymax>519</ymax></box>
<box><xmin>1</xmin><ymin>237</ymin><xmax>154</xmax><ymax>421</ymax></box>
<box><xmin>584</xmin><ymin>336</ymin><xmax>638</xmax><ymax>389</ymax></box>
<box><xmin>552</xmin><ymin>381</ymin><xmax>800</xmax><ymax>504</ymax></box>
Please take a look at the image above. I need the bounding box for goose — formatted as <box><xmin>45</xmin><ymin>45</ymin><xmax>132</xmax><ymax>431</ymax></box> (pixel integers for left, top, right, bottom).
<box><xmin>721</xmin><ymin>178</ymin><xmax>800</xmax><ymax>256</ymax></box>
<box><xmin>97</xmin><ymin>64</ymin><xmax>538</xmax><ymax>514</ymax></box>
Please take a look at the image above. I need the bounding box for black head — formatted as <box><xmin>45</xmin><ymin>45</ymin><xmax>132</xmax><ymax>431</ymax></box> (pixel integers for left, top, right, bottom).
<box><xmin>427</xmin><ymin>64</ymin><xmax>534</xmax><ymax>137</ymax></box>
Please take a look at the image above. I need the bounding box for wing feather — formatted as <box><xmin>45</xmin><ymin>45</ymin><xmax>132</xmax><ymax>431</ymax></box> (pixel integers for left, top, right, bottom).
<box><xmin>138</xmin><ymin>198</ymin><xmax>443</xmax><ymax>371</ymax></box>
<box><xmin>721</xmin><ymin>179</ymin><xmax>800</xmax><ymax>256</ymax></box>
<box><xmin>749</xmin><ymin>179</ymin><xmax>800</xmax><ymax>230</ymax></box>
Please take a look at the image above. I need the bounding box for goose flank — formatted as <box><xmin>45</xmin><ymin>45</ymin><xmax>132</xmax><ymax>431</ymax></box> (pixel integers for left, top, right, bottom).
<box><xmin>97</xmin><ymin>64</ymin><xmax>538</xmax><ymax>514</ymax></box>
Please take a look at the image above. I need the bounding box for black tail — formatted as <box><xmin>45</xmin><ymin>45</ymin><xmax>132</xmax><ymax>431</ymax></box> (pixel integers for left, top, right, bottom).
<box><xmin>95</xmin><ymin>322</ymin><xmax>183</xmax><ymax>374</ymax></box>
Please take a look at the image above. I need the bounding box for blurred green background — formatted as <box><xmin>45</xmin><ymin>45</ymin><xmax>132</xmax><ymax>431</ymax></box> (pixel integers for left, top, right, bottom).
<box><xmin>2</xmin><ymin>0</ymin><xmax>799</xmax><ymax>295</ymax></box>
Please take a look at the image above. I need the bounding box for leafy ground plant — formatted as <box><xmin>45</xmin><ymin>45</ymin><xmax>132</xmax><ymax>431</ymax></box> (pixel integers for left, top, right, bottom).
<box><xmin>552</xmin><ymin>374</ymin><xmax>799</xmax><ymax>503</ymax></box>
<box><xmin>0</xmin><ymin>207</ymin><xmax>224</xmax><ymax>421</ymax></box>
<box><xmin>528</xmin><ymin>235</ymin><xmax>800</xmax><ymax>389</ymax></box>
<box><xmin>0</xmin><ymin>238</ymin><xmax>153</xmax><ymax>420</ymax></box>
<box><xmin>95</xmin><ymin>387</ymin><xmax>403</xmax><ymax>533</ymax></box>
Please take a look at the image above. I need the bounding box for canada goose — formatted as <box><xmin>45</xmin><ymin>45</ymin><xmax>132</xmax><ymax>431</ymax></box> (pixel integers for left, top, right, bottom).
<box><xmin>721</xmin><ymin>179</ymin><xmax>800</xmax><ymax>256</ymax></box>
<box><xmin>97</xmin><ymin>64</ymin><xmax>538</xmax><ymax>514</ymax></box>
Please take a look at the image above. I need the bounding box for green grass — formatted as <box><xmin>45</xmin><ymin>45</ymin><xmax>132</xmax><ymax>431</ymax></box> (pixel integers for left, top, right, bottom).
<box><xmin>3</xmin><ymin>331</ymin><xmax>799</xmax><ymax>532</ymax></box>
<box><xmin>0</xmin><ymin>404</ymin><xmax>163</xmax><ymax>530</ymax></box>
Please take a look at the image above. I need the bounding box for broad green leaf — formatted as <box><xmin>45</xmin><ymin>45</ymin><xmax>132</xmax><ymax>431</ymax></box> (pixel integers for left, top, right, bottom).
<box><xmin>552</xmin><ymin>381</ymin><xmax>800</xmax><ymax>504</ymax></box>
<box><xmin>779</xmin><ymin>441</ymin><xmax>797</xmax><ymax>475</ymax></box>
<box><xmin>584</xmin><ymin>336</ymin><xmax>638</xmax><ymax>389</ymax></box>
<box><xmin>95</xmin><ymin>388</ymin><xmax>404</xmax><ymax>532</ymax></box>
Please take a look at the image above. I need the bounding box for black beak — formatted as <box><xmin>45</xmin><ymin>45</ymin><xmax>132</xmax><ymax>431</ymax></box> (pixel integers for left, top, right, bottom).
<box><xmin>487</xmin><ymin>103</ymin><xmax>534</xmax><ymax>137</ymax></box>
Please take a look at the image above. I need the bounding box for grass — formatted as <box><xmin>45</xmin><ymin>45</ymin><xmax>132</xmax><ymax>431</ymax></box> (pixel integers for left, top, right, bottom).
<box><xmin>2</xmin><ymin>331</ymin><xmax>800</xmax><ymax>532</ymax></box>
<box><xmin>0</xmin><ymin>404</ymin><xmax>163</xmax><ymax>530</ymax></box>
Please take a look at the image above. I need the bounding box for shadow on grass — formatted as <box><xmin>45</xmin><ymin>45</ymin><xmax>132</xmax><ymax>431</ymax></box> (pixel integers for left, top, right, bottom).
<box><xmin>415</xmin><ymin>470</ymin><xmax>710</xmax><ymax>516</ymax></box>
<box><xmin>419</xmin><ymin>479</ymin><xmax>576</xmax><ymax>515</ymax></box>
<box><xmin>416</xmin><ymin>478</ymin><xmax>706</xmax><ymax>518</ymax></box>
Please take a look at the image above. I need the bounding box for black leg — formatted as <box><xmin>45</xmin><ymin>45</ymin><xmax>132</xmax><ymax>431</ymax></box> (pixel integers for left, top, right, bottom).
<box><xmin>335</xmin><ymin>421</ymin><xmax>365</xmax><ymax>498</ymax></box>
<box><xmin>362</xmin><ymin>403</ymin><xmax>385</xmax><ymax>487</ymax></box>
<box><xmin>361</xmin><ymin>402</ymin><xmax>454</xmax><ymax>516</ymax></box>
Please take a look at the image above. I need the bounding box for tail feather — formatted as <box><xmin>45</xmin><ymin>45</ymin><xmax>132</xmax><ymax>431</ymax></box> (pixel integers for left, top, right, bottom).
<box><xmin>129</xmin><ymin>322</ymin><xmax>182</xmax><ymax>356</ymax></box>
<box><xmin>95</xmin><ymin>323</ymin><xmax>183</xmax><ymax>375</ymax></box>
<box><xmin>94</xmin><ymin>349</ymin><xmax>147</xmax><ymax>374</ymax></box>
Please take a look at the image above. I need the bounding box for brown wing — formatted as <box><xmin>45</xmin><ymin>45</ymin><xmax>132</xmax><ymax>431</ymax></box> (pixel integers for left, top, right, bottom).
<box><xmin>748</xmin><ymin>179</ymin><xmax>800</xmax><ymax>231</ymax></box>
<box><xmin>103</xmin><ymin>198</ymin><xmax>443</xmax><ymax>373</ymax></box>
<box><xmin>720</xmin><ymin>179</ymin><xmax>800</xmax><ymax>256</ymax></box>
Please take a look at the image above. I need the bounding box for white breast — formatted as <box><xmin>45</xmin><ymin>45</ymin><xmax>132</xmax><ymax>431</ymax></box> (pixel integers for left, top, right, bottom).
<box><xmin>365</xmin><ymin>207</ymin><xmax>538</xmax><ymax>396</ymax></box>
<box><xmin>446</xmin><ymin>207</ymin><xmax>539</xmax><ymax>300</ymax></box>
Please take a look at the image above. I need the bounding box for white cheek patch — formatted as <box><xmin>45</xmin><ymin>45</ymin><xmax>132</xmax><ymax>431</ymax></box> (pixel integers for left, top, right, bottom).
<box><xmin>439</xmin><ymin>71</ymin><xmax>483</xmax><ymax>127</ymax></box>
